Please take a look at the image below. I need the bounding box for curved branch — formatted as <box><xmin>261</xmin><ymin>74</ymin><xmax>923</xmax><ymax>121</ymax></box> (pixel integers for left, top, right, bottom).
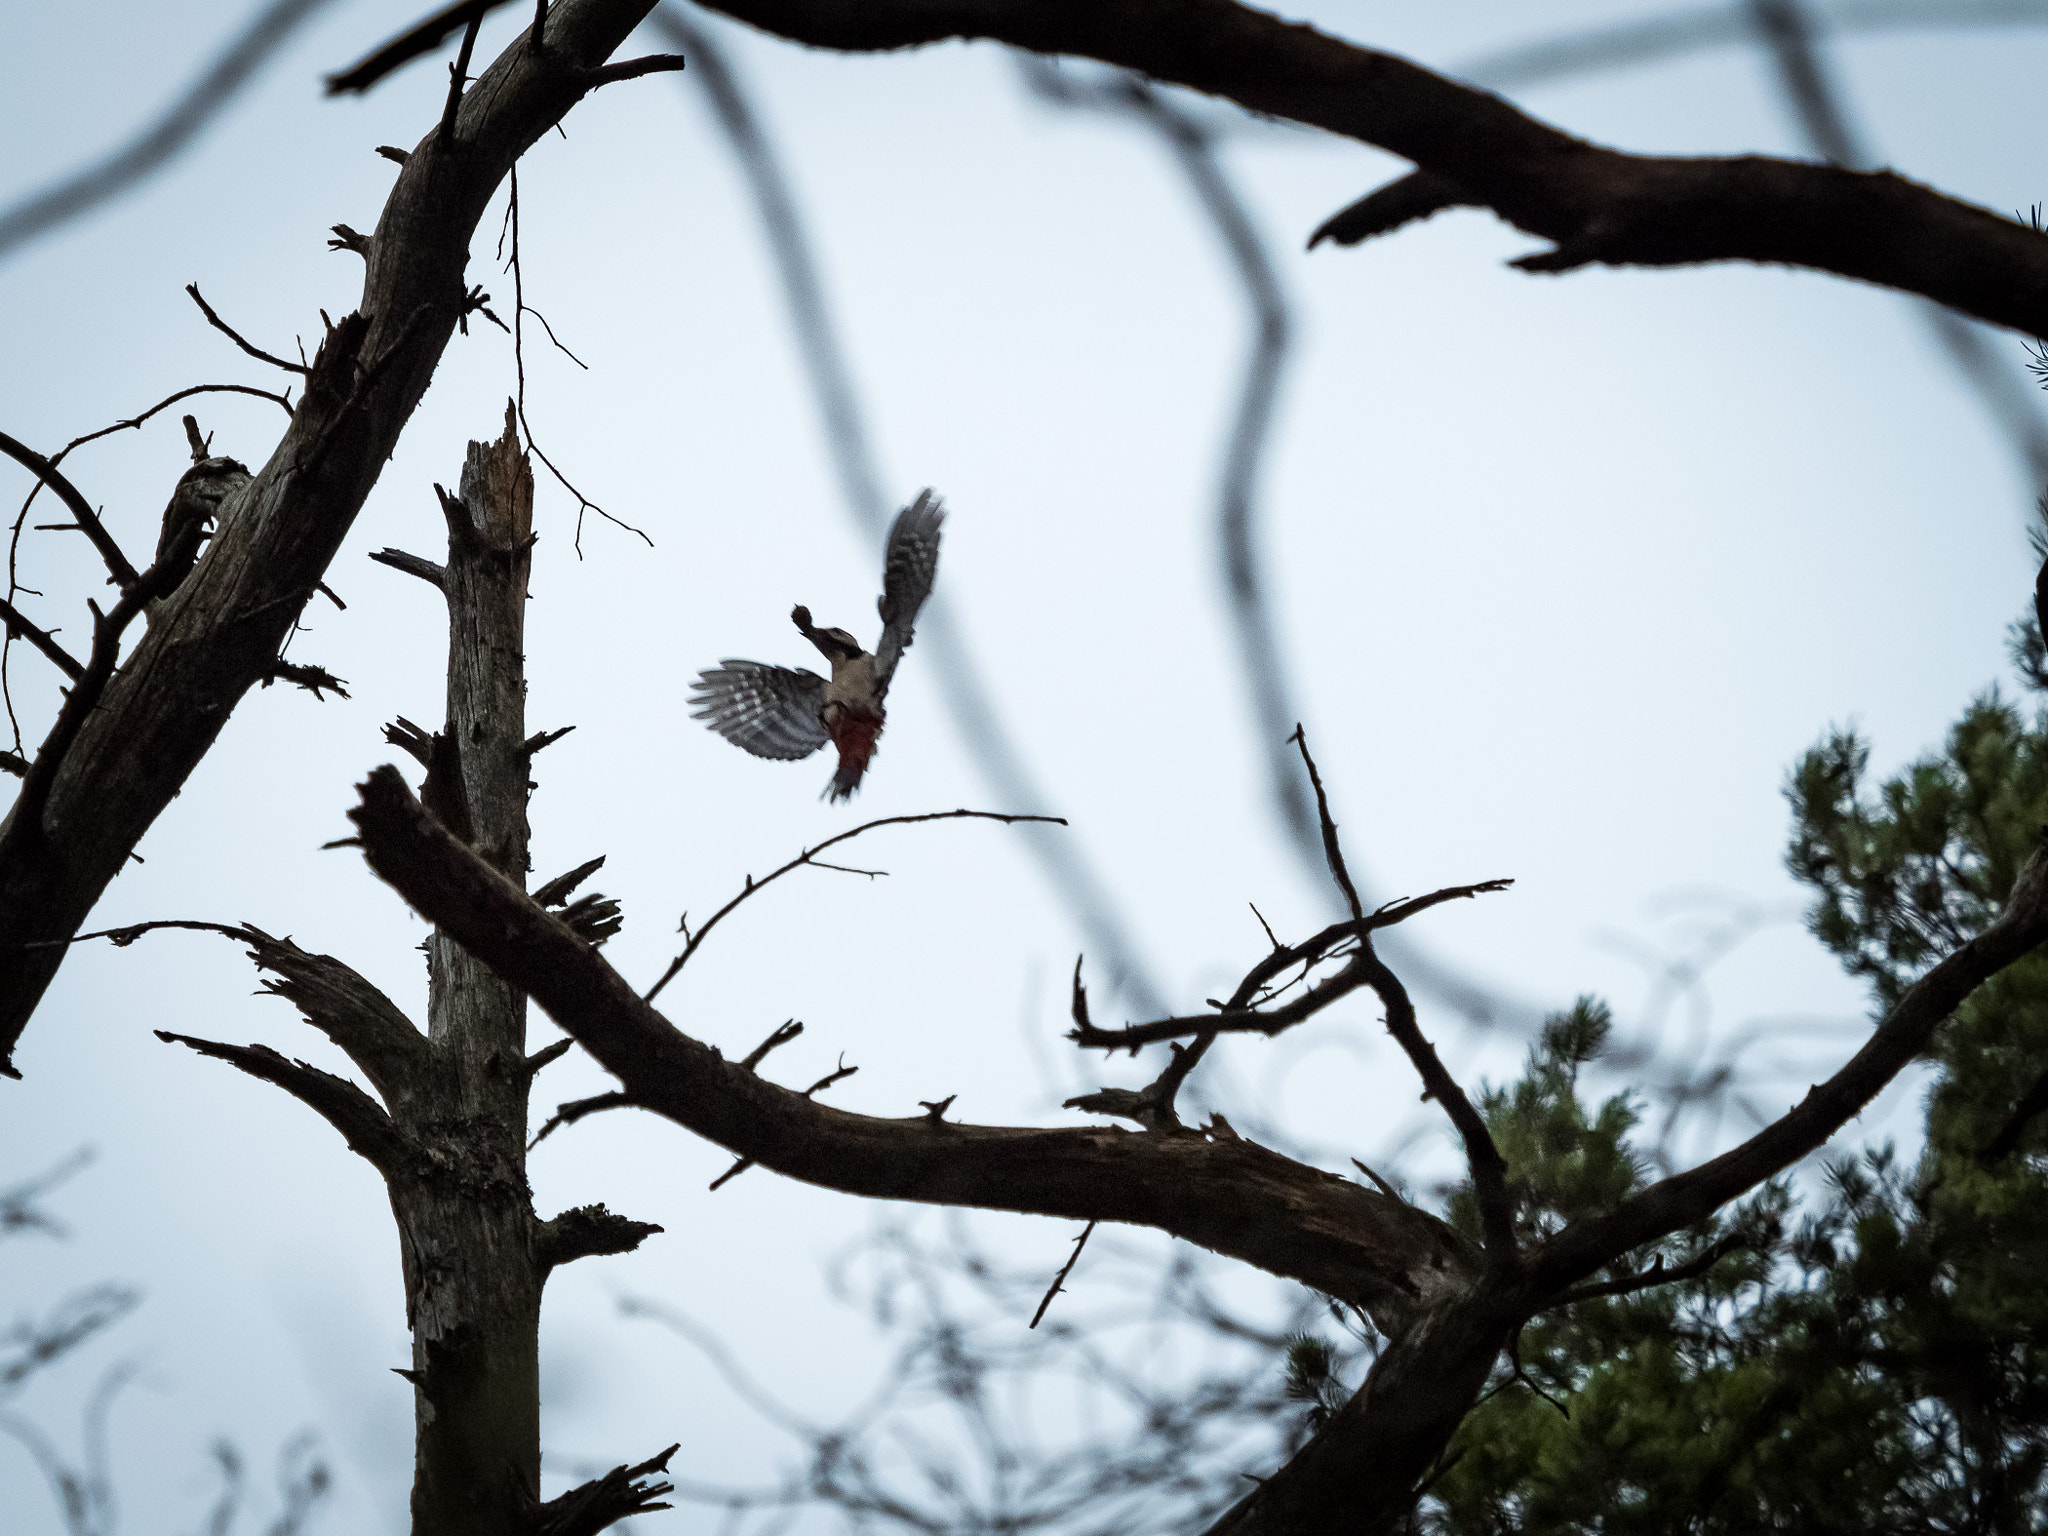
<box><xmin>0</xmin><ymin>430</ymin><xmax>137</xmax><ymax>590</ymax></box>
<box><xmin>702</xmin><ymin>0</ymin><xmax>2048</xmax><ymax>336</ymax></box>
<box><xmin>348</xmin><ymin>764</ymin><xmax>1482</xmax><ymax>1337</ymax></box>
<box><xmin>643</xmin><ymin>808</ymin><xmax>1065</xmax><ymax>1002</ymax></box>
<box><xmin>1527</xmin><ymin>838</ymin><xmax>2048</xmax><ymax>1292</ymax></box>
<box><xmin>1071</xmin><ymin>881</ymin><xmax>1510</xmax><ymax>1051</ymax></box>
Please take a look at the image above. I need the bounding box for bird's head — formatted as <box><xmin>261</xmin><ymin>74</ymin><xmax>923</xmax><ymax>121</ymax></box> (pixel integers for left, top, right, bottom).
<box><xmin>792</xmin><ymin>604</ymin><xmax>864</xmax><ymax>663</ymax></box>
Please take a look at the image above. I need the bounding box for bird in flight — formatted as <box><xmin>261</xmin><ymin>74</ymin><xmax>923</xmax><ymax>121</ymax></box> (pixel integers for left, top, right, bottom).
<box><xmin>689</xmin><ymin>490</ymin><xmax>945</xmax><ymax>801</ymax></box>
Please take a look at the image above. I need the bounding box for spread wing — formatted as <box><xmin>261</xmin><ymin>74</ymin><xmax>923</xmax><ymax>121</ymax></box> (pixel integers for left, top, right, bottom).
<box><xmin>873</xmin><ymin>489</ymin><xmax>945</xmax><ymax>691</ymax></box>
<box><xmin>688</xmin><ymin>661</ymin><xmax>829</xmax><ymax>760</ymax></box>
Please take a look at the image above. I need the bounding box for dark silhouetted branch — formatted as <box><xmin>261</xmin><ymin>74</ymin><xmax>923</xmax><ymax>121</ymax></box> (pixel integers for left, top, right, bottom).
<box><xmin>347</xmin><ymin>763</ymin><xmax>1484</xmax><ymax>1335</ymax></box>
<box><xmin>522</xmin><ymin>724</ymin><xmax>573</xmax><ymax>755</ymax></box>
<box><xmin>519</xmin><ymin>1443</ymin><xmax>678</xmax><ymax>1536</ymax></box>
<box><xmin>584</xmin><ymin>52</ymin><xmax>688</xmax><ymax>86</ymax></box>
<box><xmin>259</xmin><ymin>660</ymin><xmax>349</xmax><ymax>698</ymax></box>
<box><xmin>370</xmin><ymin>547</ymin><xmax>448</xmax><ymax>589</ymax></box>
<box><xmin>1311</xmin><ymin>170</ymin><xmax>1476</xmax><ymax>248</ymax></box>
<box><xmin>0</xmin><ymin>598</ymin><xmax>83</xmax><ymax>681</ymax></box>
<box><xmin>1029</xmin><ymin>1219</ymin><xmax>1097</xmax><ymax>1327</ymax></box>
<box><xmin>56</xmin><ymin>385</ymin><xmax>295</xmax><ymax>465</ymax></box>
<box><xmin>1068</xmin><ymin>879</ymin><xmax>1510</xmax><ymax>1052</ymax></box>
<box><xmin>154</xmin><ymin>1030</ymin><xmax>411</xmax><ymax>1173</ymax></box>
<box><xmin>531</xmin><ymin>1089</ymin><xmax>634</xmax><ymax>1147</ymax></box>
<box><xmin>1528</xmin><ymin>840</ymin><xmax>2048</xmax><ymax>1292</ymax></box>
<box><xmin>536</xmin><ymin>1203</ymin><xmax>664</xmax><ymax>1269</ymax></box>
<box><xmin>700</xmin><ymin>0</ymin><xmax>2048</xmax><ymax>337</ymax></box>
<box><xmin>184</xmin><ymin>284</ymin><xmax>310</xmax><ymax>376</ymax></box>
<box><xmin>327</xmin><ymin>0</ymin><xmax>522</xmax><ymax>95</ymax></box>
<box><xmin>1292</xmin><ymin>727</ymin><xmax>1363</xmax><ymax>921</ymax></box>
<box><xmin>0</xmin><ymin>430</ymin><xmax>139</xmax><ymax>590</ymax></box>
<box><xmin>0</xmin><ymin>0</ymin><xmax>667</xmax><ymax>1078</ymax></box>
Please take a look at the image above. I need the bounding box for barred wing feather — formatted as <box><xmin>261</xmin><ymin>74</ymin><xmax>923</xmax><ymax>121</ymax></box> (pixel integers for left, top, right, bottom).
<box><xmin>689</xmin><ymin>661</ymin><xmax>829</xmax><ymax>760</ymax></box>
<box><xmin>874</xmin><ymin>489</ymin><xmax>944</xmax><ymax>690</ymax></box>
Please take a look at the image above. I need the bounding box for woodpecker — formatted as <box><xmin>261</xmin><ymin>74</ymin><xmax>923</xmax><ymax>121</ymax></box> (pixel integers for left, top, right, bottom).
<box><xmin>688</xmin><ymin>490</ymin><xmax>944</xmax><ymax>801</ymax></box>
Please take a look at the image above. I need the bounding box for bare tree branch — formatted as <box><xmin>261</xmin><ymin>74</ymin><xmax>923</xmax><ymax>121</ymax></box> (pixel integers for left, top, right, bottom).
<box><xmin>327</xmin><ymin>0</ymin><xmax>524</xmax><ymax>95</ymax></box>
<box><xmin>154</xmin><ymin>1030</ymin><xmax>412</xmax><ymax>1174</ymax></box>
<box><xmin>183</xmin><ymin>284</ymin><xmax>311</xmax><ymax>377</ymax></box>
<box><xmin>519</xmin><ymin>1442</ymin><xmax>679</xmax><ymax>1536</ymax></box>
<box><xmin>0</xmin><ymin>0</ymin><xmax>667</xmax><ymax>1078</ymax></box>
<box><xmin>1069</xmin><ymin>880</ymin><xmax>1510</xmax><ymax>1052</ymax></box>
<box><xmin>0</xmin><ymin>431</ymin><xmax>138</xmax><ymax>590</ymax></box>
<box><xmin>644</xmin><ymin>808</ymin><xmax>1065</xmax><ymax>1003</ymax></box>
<box><xmin>347</xmin><ymin>763</ymin><xmax>1483</xmax><ymax>1336</ymax></box>
<box><xmin>0</xmin><ymin>598</ymin><xmax>83</xmax><ymax>682</ymax></box>
<box><xmin>701</xmin><ymin>0</ymin><xmax>2048</xmax><ymax>337</ymax></box>
<box><xmin>1526</xmin><ymin>838</ymin><xmax>2048</xmax><ymax>1292</ymax></box>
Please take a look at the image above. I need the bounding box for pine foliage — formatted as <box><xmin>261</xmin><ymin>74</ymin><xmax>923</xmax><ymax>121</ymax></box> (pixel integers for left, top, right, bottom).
<box><xmin>1420</xmin><ymin>672</ymin><xmax>2048</xmax><ymax>1532</ymax></box>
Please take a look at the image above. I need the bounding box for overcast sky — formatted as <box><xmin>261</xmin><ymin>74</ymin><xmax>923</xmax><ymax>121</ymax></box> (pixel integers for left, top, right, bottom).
<box><xmin>5</xmin><ymin>1</ymin><xmax>2048</xmax><ymax>1530</ymax></box>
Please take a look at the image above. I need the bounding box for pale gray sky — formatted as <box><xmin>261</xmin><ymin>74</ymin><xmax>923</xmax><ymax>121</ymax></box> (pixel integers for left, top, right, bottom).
<box><xmin>4</xmin><ymin>2</ymin><xmax>2046</xmax><ymax>1530</ymax></box>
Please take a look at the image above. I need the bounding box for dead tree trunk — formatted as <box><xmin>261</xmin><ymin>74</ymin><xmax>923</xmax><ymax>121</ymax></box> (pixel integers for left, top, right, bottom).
<box><xmin>155</xmin><ymin>410</ymin><xmax>668</xmax><ymax>1534</ymax></box>
<box><xmin>394</xmin><ymin>414</ymin><xmax>545</xmax><ymax>1533</ymax></box>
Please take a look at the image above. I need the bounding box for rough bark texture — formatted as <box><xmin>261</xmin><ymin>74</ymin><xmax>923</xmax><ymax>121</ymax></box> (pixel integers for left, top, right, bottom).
<box><xmin>0</xmin><ymin>0</ymin><xmax>658</xmax><ymax>1077</ymax></box>
<box><xmin>161</xmin><ymin>418</ymin><xmax>665</xmax><ymax>1532</ymax></box>
<box><xmin>392</xmin><ymin>412</ymin><xmax>546</xmax><ymax>1536</ymax></box>
<box><xmin>1205</xmin><ymin>1295</ymin><xmax>1518</xmax><ymax>1536</ymax></box>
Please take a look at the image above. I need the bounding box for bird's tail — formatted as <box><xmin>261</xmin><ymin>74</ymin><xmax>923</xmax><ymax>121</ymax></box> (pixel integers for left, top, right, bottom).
<box><xmin>823</xmin><ymin>708</ymin><xmax>884</xmax><ymax>802</ymax></box>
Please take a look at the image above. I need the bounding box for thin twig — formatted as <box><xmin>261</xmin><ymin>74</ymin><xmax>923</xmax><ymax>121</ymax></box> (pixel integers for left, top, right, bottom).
<box><xmin>1355</xmin><ymin>941</ymin><xmax>1518</xmax><ymax>1261</ymax></box>
<box><xmin>740</xmin><ymin>1019</ymin><xmax>803</xmax><ymax>1070</ymax></box>
<box><xmin>1545</xmin><ymin>1237</ymin><xmax>1746</xmax><ymax>1308</ymax></box>
<box><xmin>1068</xmin><ymin>878</ymin><xmax>1510</xmax><ymax>1052</ymax></box>
<box><xmin>326</xmin><ymin>0</ymin><xmax>515</xmax><ymax>95</ymax></box>
<box><xmin>28</xmin><ymin>918</ymin><xmax>249</xmax><ymax>950</ymax></box>
<box><xmin>0</xmin><ymin>597</ymin><xmax>83</xmax><ymax>681</ymax></box>
<box><xmin>439</xmin><ymin>12</ymin><xmax>483</xmax><ymax>143</ymax></box>
<box><xmin>0</xmin><ymin>430</ymin><xmax>139</xmax><ymax>589</ymax></box>
<box><xmin>584</xmin><ymin>53</ymin><xmax>688</xmax><ymax>88</ymax></box>
<box><xmin>530</xmin><ymin>1089</ymin><xmax>634</xmax><ymax>1149</ymax></box>
<box><xmin>1030</xmin><ymin>1220</ymin><xmax>1098</xmax><ymax>1328</ymax></box>
<box><xmin>1350</xmin><ymin>1157</ymin><xmax>1403</xmax><ymax>1202</ymax></box>
<box><xmin>1290</xmin><ymin>727</ymin><xmax>1363</xmax><ymax>919</ymax></box>
<box><xmin>59</xmin><ymin>384</ymin><xmax>293</xmax><ymax>462</ymax></box>
<box><xmin>501</xmin><ymin>165</ymin><xmax>652</xmax><ymax>554</ymax></box>
<box><xmin>643</xmin><ymin>809</ymin><xmax>1065</xmax><ymax>1003</ymax></box>
<box><xmin>184</xmin><ymin>284</ymin><xmax>310</xmax><ymax>375</ymax></box>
